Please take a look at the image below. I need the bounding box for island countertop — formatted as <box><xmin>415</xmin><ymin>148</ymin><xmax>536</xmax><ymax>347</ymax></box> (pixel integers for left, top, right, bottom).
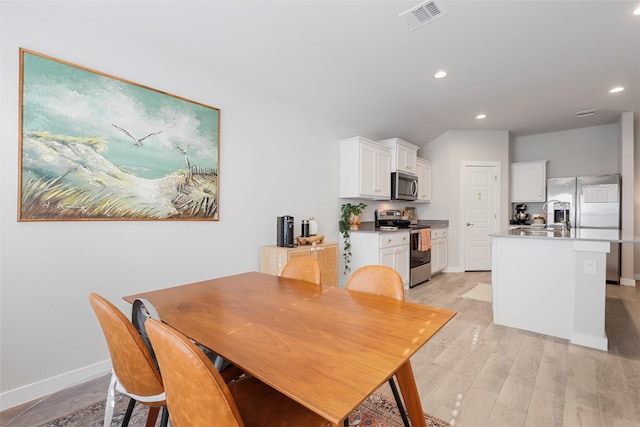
<box><xmin>492</xmin><ymin>227</ymin><xmax>640</xmax><ymax>244</ymax></box>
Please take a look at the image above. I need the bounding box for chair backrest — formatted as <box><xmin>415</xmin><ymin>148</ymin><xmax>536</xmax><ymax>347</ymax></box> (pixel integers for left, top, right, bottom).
<box><xmin>280</xmin><ymin>256</ymin><xmax>322</xmax><ymax>285</ymax></box>
<box><xmin>131</xmin><ymin>298</ymin><xmax>161</xmax><ymax>364</ymax></box>
<box><xmin>89</xmin><ymin>293</ymin><xmax>164</xmax><ymax>398</ymax></box>
<box><xmin>345</xmin><ymin>265</ymin><xmax>405</xmax><ymax>301</ymax></box>
<box><xmin>145</xmin><ymin>318</ymin><xmax>244</xmax><ymax>427</ymax></box>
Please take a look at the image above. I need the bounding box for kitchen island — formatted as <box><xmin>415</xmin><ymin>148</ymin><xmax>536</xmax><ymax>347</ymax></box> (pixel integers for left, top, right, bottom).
<box><xmin>491</xmin><ymin>227</ymin><xmax>639</xmax><ymax>351</ymax></box>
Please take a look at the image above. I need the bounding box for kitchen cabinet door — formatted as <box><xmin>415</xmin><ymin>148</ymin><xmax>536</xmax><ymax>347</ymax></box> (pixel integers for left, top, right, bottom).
<box><xmin>431</xmin><ymin>228</ymin><xmax>448</xmax><ymax>274</ymax></box>
<box><xmin>374</xmin><ymin>148</ymin><xmax>391</xmax><ymax>199</ymax></box>
<box><xmin>511</xmin><ymin>161</ymin><xmax>547</xmax><ymax>202</ymax></box>
<box><xmin>260</xmin><ymin>243</ymin><xmax>338</xmax><ymax>287</ymax></box>
<box><xmin>393</xmin><ymin>244</ymin><xmax>410</xmax><ymax>284</ymax></box>
<box><xmin>377</xmin><ymin>138</ymin><xmax>419</xmax><ymax>174</ymax></box>
<box><xmin>339</xmin><ymin>137</ymin><xmax>391</xmax><ymax>200</ymax></box>
<box><xmin>416</xmin><ymin>157</ymin><xmax>432</xmax><ymax>202</ymax></box>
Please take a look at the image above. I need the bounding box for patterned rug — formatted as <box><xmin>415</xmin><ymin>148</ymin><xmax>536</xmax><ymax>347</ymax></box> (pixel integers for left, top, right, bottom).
<box><xmin>37</xmin><ymin>392</ymin><xmax>450</xmax><ymax>427</ymax></box>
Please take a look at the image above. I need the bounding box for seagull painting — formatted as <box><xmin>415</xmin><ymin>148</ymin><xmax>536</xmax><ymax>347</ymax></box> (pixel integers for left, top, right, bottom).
<box><xmin>176</xmin><ymin>146</ymin><xmax>187</xmax><ymax>155</ymax></box>
<box><xmin>111</xmin><ymin>123</ymin><xmax>162</xmax><ymax>146</ymax></box>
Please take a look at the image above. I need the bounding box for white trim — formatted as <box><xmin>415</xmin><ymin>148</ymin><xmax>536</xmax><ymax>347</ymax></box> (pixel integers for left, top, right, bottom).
<box><xmin>0</xmin><ymin>360</ymin><xmax>111</xmax><ymax>411</ymax></box>
<box><xmin>620</xmin><ymin>277</ymin><xmax>637</xmax><ymax>287</ymax></box>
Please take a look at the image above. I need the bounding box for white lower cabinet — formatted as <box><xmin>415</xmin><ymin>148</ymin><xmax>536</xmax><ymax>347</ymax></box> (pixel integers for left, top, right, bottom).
<box><xmin>431</xmin><ymin>228</ymin><xmax>448</xmax><ymax>274</ymax></box>
<box><xmin>348</xmin><ymin>231</ymin><xmax>410</xmax><ymax>287</ymax></box>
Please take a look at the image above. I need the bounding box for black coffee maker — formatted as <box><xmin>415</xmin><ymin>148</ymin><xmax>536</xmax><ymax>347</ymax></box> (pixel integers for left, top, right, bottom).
<box><xmin>277</xmin><ymin>216</ymin><xmax>295</xmax><ymax>247</ymax></box>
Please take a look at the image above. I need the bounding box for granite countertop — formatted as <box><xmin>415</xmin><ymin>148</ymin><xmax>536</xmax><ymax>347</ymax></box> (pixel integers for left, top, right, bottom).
<box><xmin>492</xmin><ymin>227</ymin><xmax>640</xmax><ymax>244</ymax></box>
<box><xmin>354</xmin><ymin>220</ymin><xmax>449</xmax><ymax>233</ymax></box>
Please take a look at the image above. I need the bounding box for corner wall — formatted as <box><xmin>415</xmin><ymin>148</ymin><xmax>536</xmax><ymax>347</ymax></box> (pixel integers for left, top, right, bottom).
<box><xmin>420</xmin><ymin>130</ymin><xmax>510</xmax><ymax>272</ymax></box>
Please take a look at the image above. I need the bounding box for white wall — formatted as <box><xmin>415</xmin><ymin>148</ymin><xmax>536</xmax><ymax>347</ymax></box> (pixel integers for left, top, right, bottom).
<box><xmin>0</xmin><ymin>2</ymin><xmax>349</xmax><ymax>409</ymax></box>
<box><xmin>636</xmin><ymin>115</ymin><xmax>640</xmax><ymax>280</ymax></box>
<box><xmin>512</xmin><ymin>124</ymin><xmax>619</xmax><ymax>177</ymax></box>
<box><xmin>420</xmin><ymin>130</ymin><xmax>510</xmax><ymax>272</ymax></box>
<box><xmin>619</xmin><ymin>112</ymin><xmax>636</xmax><ymax>285</ymax></box>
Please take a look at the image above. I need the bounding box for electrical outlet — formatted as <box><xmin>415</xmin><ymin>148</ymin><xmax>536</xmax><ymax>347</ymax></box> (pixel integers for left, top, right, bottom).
<box><xmin>584</xmin><ymin>259</ymin><xmax>597</xmax><ymax>275</ymax></box>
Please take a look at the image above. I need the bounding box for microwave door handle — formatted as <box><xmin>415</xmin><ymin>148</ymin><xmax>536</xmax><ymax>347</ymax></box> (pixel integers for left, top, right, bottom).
<box><xmin>411</xmin><ymin>180</ymin><xmax>418</xmax><ymax>197</ymax></box>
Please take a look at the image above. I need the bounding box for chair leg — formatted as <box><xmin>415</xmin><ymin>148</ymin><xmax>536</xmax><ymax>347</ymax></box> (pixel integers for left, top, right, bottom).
<box><xmin>120</xmin><ymin>398</ymin><xmax>136</xmax><ymax>427</ymax></box>
<box><xmin>104</xmin><ymin>372</ymin><xmax>118</xmax><ymax>427</ymax></box>
<box><xmin>388</xmin><ymin>377</ymin><xmax>410</xmax><ymax>427</ymax></box>
<box><xmin>145</xmin><ymin>406</ymin><xmax>160</xmax><ymax>427</ymax></box>
<box><xmin>160</xmin><ymin>406</ymin><xmax>170</xmax><ymax>427</ymax></box>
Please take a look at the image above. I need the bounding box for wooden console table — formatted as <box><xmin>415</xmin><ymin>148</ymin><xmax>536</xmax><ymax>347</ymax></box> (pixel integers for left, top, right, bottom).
<box><xmin>261</xmin><ymin>242</ymin><xmax>338</xmax><ymax>287</ymax></box>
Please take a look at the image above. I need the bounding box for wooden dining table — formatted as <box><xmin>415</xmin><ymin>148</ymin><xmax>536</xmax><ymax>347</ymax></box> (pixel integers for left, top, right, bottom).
<box><xmin>124</xmin><ymin>271</ymin><xmax>456</xmax><ymax>426</ymax></box>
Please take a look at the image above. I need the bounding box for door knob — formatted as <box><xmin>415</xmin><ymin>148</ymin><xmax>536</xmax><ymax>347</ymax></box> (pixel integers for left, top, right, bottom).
<box><xmin>466</xmin><ymin>222</ymin><xmax>473</xmax><ymax>226</ymax></box>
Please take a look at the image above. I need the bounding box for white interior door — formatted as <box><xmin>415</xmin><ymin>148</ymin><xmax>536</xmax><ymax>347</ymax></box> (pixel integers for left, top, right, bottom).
<box><xmin>464</xmin><ymin>165</ymin><xmax>497</xmax><ymax>271</ymax></box>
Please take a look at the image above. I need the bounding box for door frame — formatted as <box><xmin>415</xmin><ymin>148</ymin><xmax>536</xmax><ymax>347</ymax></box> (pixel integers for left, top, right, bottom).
<box><xmin>459</xmin><ymin>161</ymin><xmax>502</xmax><ymax>271</ymax></box>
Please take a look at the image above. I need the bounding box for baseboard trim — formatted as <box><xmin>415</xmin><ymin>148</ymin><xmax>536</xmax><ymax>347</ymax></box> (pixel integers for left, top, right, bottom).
<box><xmin>620</xmin><ymin>277</ymin><xmax>637</xmax><ymax>287</ymax></box>
<box><xmin>0</xmin><ymin>360</ymin><xmax>111</xmax><ymax>411</ymax></box>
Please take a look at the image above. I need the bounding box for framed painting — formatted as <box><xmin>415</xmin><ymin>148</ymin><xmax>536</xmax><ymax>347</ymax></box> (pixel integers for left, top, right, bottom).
<box><xmin>18</xmin><ymin>48</ymin><xmax>220</xmax><ymax>221</ymax></box>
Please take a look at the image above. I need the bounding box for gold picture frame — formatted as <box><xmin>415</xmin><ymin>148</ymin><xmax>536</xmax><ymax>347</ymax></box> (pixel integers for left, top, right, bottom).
<box><xmin>19</xmin><ymin>49</ymin><xmax>220</xmax><ymax>221</ymax></box>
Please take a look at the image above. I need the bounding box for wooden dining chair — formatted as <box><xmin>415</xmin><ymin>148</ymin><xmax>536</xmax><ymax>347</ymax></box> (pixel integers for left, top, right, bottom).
<box><xmin>89</xmin><ymin>293</ymin><xmax>168</xmax><ymax>427</ymax></box>
<box><xmin>280</xmin><ymin>256</ymin><xmax>322</xmax><ymax>285</ymax></box>
<box><xmin>345</xmin><ymin>265</ymin><xmax>410</xmax><ymax>427</ymax></box>
<box><xmin>144</xmin><ymin>317</ymin><xmax>331</xmax><ymax>427</ymax></box>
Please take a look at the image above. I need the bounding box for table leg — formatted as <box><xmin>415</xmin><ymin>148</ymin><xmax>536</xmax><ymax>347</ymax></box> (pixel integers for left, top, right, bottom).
<box><xmin>395</xmin><ymin>361</ymin><xmax>427</xmax><ymax>427</ymax></box>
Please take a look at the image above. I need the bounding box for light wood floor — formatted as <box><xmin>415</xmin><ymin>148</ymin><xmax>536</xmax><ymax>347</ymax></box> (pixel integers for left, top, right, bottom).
<box><xmin>406</xmin><ymin>271</ymin><xmax>640</xmax><ymax>427</ymax></box>
<box><xmin>2</xmin><ymin>271</ymin><xmax>639</xmax><ymax>427</ymax></box>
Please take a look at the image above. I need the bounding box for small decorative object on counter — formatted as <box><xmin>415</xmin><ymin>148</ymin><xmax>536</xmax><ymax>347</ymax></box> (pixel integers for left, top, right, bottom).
<box><xmin>308</xmin><ymin>217</ymin><xmax>318</xmax><ymax>235</ymax></box>
<box><xmin>301</xmin><ymin>219</ymin><xmax>310</xmax><ymax>237</ymax></box>
<box><xmin>295</xmin><ymin>235</ymin><xmax>324</xmax><ymax>245</ymax></box>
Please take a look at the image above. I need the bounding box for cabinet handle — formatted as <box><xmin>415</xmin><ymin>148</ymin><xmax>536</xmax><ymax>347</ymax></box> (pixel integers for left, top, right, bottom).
<box><xmin>387</xmin><ymin>238</ymin><xmax>392</xmax><ymax>242</ymax></box>
<box><xmin>402</xmin><ymin>236</ymin><xmax>407</xmax><ymax>241</ymax></box>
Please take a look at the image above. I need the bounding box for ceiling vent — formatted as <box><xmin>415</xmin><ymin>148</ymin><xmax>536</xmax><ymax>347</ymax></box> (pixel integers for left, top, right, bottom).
<box><xmin>399</xmin><ymin>0</ymin><xmax>447</xmax><ymax>31</ymax></box>
<box><xmin>576</xmin><ymin>109</ymin><xmax>598</xmax><ymax>118</ymax></box>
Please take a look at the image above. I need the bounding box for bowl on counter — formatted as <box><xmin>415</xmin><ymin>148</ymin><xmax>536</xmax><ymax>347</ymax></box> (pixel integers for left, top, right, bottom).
<box><xmin>532</xmin><ymin>216</ymin><xmax>545</xmax><ymax>226</ymax></box>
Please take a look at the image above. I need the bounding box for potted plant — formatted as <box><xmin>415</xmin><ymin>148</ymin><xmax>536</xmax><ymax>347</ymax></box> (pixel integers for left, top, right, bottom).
<box><xmin>339</xmin><ymin>202</ymin><xmax>367</xmax><ymax>274</ymax></box>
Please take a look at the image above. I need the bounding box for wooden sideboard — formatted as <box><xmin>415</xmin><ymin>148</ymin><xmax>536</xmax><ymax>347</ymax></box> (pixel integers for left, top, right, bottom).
<box><xmin>260</xmin><ymin>242</ymin><xmax>338</xmax><ymax>287</ymax></box>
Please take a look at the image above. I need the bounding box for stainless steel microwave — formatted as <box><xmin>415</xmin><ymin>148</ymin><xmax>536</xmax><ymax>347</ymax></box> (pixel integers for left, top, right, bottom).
<box><xmin>391</xmin><ymin>172</ymin><xmax>418</xmax><ymax>201</ymax></box>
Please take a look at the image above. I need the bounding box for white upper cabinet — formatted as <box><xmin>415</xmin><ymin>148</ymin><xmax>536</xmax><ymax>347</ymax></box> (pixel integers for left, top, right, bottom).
<box><xmin>339</xmin><ymin>137</ymin><xmax>391</xmax><ymax>200</ymax></box>
<box><xmin>511</xmin><ymin>160</ymin><xmax>547</xmax><ymax>202</ymax></box>
<box><xmin>415</xmin><ymin>157</ymin><xmax>432</xmax><ymax>202</ymax></box>
<box><xmin>377</xmin><ymin>138</ymin><xmax>419</xmax><ymax>175</ymax></box>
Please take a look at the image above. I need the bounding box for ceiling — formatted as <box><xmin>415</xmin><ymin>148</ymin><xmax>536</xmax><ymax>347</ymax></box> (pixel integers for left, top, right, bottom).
<box><xmin>49</xmin><ymin>1</ymin><xmax>640</xmax><ymax>144</ymax></box>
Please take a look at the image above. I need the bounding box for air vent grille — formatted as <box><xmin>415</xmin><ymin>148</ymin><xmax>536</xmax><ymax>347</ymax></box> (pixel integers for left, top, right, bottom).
<box><xmin>576</xmin><ymin>109</ymin><xmax>598</xmax><ymax>118</ymax></box>
<box><xmin>399</xmin><ymin>1</ymin><xmax>447</xmax><ymax>31</ymax></box>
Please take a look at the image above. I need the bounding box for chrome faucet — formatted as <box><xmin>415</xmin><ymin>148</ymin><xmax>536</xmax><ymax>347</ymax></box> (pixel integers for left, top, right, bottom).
<box><xmin>542</xmin><ymin>199</ymin><xmax>571</xmax><ymax>230</ymax></box>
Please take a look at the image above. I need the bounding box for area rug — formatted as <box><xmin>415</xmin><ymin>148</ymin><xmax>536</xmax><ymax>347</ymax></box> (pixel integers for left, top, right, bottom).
<box><xmin>37</xmin><ymin>392</ymin><xmax>450</xmax><ymax>427</ymax></box>
<box><xmin>460</xmin><ymin>282</ymin><xmax>492</xmax><ymax>302</ymax></box>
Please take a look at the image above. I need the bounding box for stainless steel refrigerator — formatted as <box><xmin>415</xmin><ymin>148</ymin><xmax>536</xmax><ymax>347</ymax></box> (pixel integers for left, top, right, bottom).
<box><xmin>547</xmin><ymin>175</ymin><xmax>621</xmax><ymax>283</ymax></box>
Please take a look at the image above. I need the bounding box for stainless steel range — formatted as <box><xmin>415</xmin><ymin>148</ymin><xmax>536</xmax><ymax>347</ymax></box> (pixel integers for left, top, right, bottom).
<box><xmin>375</xmin><ymin>210</ymin><xmax>431</xmax><ymax>287</ymax></box>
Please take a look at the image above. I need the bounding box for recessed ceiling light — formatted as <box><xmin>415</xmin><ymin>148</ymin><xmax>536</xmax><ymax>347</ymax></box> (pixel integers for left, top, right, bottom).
<box><xmin>434</xmin><ymin>70</ymin><xmax>447</xmax><ymax>79</ymax></box>
<box><xmin>609</xmin><ymin>86</ymin><xmax>625</xmax><ymax>93</ymax></box>
<box><xmin>633</xmin><ymin>6</ymin><xmax>640</xmax><ymax>15</ymax></box>
<box><xmin>476</xmin><ymin>114</ymin><xmax>487</xmax><ymax>119</ymax></box>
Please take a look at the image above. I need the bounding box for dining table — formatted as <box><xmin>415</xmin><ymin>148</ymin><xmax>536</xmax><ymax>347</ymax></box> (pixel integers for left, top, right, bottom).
<box><xmin>124</xmin><ymin>271</ymin><xmax>456</xmax><ymax>426</ymax></box>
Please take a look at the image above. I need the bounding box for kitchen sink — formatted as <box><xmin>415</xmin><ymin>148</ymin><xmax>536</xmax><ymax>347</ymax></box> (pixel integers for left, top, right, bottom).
<box><xmin>511</xmin><ymin>227</ymin><xmax>570</xmax><ymax>238</ymax></box>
